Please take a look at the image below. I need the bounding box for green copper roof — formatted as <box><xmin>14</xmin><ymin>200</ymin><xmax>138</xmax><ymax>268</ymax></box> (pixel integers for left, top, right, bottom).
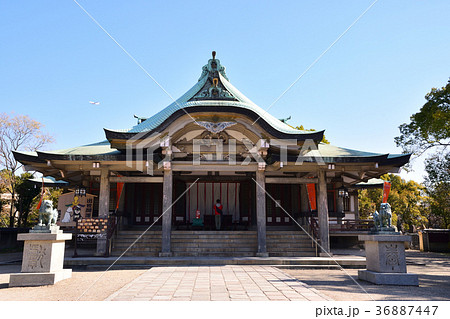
<box><xmin>354</xmin><ymin>178</ymin><xmax>385</xmax><ymax>188</ymax></box>
<box><xmin>28</xmin><ymin>176</ymin><xmax>68</xmax><ymax>186</ymax></box>
<box><xmin>38</xmin><ymin>140</ymin><xmax>120</xmax><ymax>156</ymax></box>
<box><xmin>356</xmin><ymin>178</ymin><xmax>385</xmax><ymax>186</ymax></box>
<box><xmin>108</xmin><ymin>55</ymin><xmax>314</xmax><ymax>136</ymax></box>
<box><xmin>316</xmin><ymin>143</ymin><xmax>383</xmax><ymax>157</ymax></box>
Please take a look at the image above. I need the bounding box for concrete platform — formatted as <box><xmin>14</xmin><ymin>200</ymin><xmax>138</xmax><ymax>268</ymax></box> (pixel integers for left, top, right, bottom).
<box><xmin>9</xmin><ymin>269</ymin><xmax>72</xmax><ymax>287</ymax></box>
<box><xmin>358</xmin><ymin>269</ymin><xmax>419</xmax><ymax>286</ymax></box>
<box><xmin>64</xmin><ymin>256</ymin><xmax>366</xmax><ymax>268</ymax></box>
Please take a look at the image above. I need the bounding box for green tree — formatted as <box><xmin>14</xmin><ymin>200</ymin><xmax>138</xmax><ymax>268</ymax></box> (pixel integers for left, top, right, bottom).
<box><xmin>358</xmin><ymin>174</ymin><xmax>429</xmax><ymax>232</ymax></box>
<box><xmin>0</xmin><ymin>113</ymin><xmax>54</xmax><ymax>227</ymax></box>
<box><xmin>386</xmin><ymin>174</ymin><xmax>429</xmax><ymax>232</ymax></box>
<box><xmin>0</xmin><ymin>198</ymin><xmax>7</xmax><ymax>227</ymax></box>
<box><xmin>424</xmin><ymin>153</ymin><xmax>449</xmax><ymax>228</ymax></box>
<box><xmin>395</xmin><ymin>80</ymin><xmax>449</xmax><ymax>229</ymax></box>
<box><xmin>14</xmin><ymin>173</ymin><xmax>41</xmax><ymax>228</ymax></box>
<box><xmin>358</xmin><ymin>188</ymin><xmax>382</xmax><ymax>219</ymax></box>
<box><xmin>395</xmin><ymin>79</ymin><xmax>449</xmax><ymax>156</ymax></box>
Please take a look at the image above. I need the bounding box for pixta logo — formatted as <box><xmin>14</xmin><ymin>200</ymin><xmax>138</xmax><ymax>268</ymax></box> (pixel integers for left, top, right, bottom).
<box><xmin>127</xmin><ymin>133</ymin><xmax>325</xmax><ymax>174</ymax></box>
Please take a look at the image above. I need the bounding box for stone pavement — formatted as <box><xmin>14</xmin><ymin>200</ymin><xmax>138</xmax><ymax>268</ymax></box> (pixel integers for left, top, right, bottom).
<box><xmin>106</xmin><ymin>265</ymin><xmax>333</xmax><ymax>301</ymax></box>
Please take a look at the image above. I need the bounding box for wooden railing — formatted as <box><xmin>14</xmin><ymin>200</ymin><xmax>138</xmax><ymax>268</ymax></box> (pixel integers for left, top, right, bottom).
<box><xmin>307</xmin><ymin>217</ymin><xmax>320</xmax><ymax>256</ymax></box>
<box><xmin>329</xmin><ymin>219</ymin><xmax>374</xmax><ymax>232</ymax></box>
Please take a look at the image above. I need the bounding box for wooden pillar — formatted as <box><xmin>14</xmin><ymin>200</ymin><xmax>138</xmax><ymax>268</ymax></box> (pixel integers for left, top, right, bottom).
<box><xmin>160</xmin><ymin>166</ymin><xmax>173</xmax><ymax>257</ymax></box>
<box><xmin>256</xmin><ymin>169</ymin><xmax>268</xmax><ymax>257</ymax></box>
<box><xmin>98</xmin><ymin>167</ymin><xmax>110</xmax><ymax>218</ymax></box>
<box><xmin>336</xmin><ymin>188</ymin><xmax>344</xmax><ymax>224</ymax></box>
<box><xmin>300</xmin><ymin>184</ymin><xmax>309</xmax><ymax>224</ymax></box>
<box><xmin>317</xmin><ymin>170</ymin><xmax>330</xmax><ymax>254</ymax></box>
<box><xmin>97</xmin><ymin>167</ymin><xmax>110</xmax><ymax>255</ymax></box>
<box><xmin>354</xmin><ymin>194</ymin><xmax>360</xmax><ymax>220</ymax></box>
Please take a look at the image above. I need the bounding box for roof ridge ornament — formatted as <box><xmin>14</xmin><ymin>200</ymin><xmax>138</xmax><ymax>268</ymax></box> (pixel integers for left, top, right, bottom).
<box><xmin>192</xmin><ymin>51</ymin><xmax>236</xmax><ymax>101</ymax></box>
<box><xmin>198</xmin><ymin>51</ymin><xmax>229</xmax><ymax>82</ymax></box>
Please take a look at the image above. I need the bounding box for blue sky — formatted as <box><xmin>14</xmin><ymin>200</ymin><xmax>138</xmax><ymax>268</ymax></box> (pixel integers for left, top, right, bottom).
<box><xmin>1</xmin><ymin>0</ymin><xmax>449</xmax><ymax>183</ymax></box>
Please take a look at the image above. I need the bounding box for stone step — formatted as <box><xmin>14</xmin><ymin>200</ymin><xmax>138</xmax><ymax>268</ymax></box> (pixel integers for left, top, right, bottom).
<box><xmin>114</xmin><ymin>240</ymin><xmax>312</xmax><ymax>246</ymax></box>
<box><xmin>269</xmin><ymin>252</ymin><xmax>316</xmax><ymax>257</ymax></box>
<box><xmin>172</xmin><ymin>253</ymin><xmax>256</xmax><ymax>257</ymax></box>
<box><xmin>111</xmin><ymin>229</ymin><xmax>317</xmax><ymax>257</ymax></box>
<box><xmin>115</xmin><ymin>234</ymin><xmax>308</xmax><ymax>239</ymax></box>
<box><xmin>116</xmin><ymin>231</ymin><xmax>310</xmax><ymax>237</ymax></box>
<box><xmin>113</xmin><ymin>240</ymin><xmax>313</xmax><ymax>247</ymax></box>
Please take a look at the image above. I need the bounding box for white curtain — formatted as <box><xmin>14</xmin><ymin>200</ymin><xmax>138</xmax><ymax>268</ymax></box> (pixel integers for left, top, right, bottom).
<box><xmin>187</xmin><ymin>182</ymin><xmax>240</xmax><ymax>222</ymax></box>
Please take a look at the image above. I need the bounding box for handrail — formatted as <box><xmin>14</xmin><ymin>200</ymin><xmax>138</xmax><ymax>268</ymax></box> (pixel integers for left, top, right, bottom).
<box><xmin>307</xmin><ymin>217</ymin><xmax>320</xmax><ymax>256</ymax></box>
<box><xmin>73</xmin><ymin>219</ymin><xmax>79</xmax><ymax>258</ymax></box>
<box><xmin>106</xmin><ymin>216</ymin><xmax>118</xmax><ymax>257</ymax></box>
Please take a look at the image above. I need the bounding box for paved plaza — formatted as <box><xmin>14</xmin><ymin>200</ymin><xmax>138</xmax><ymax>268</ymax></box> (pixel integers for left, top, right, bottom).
<box><xmin>1</xmin><ymin>250</ymin><xmax>448</xmax><ymax>301</ymax></box>
<box><xmin>106</xmin><ymin>265</ymin><xmax>332</xmax><ymax>301</ymax></box>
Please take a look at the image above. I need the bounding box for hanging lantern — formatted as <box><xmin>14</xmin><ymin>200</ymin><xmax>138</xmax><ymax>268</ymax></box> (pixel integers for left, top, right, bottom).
<box><xmin>338</xmin><ymin>186</ymin><xmax>349</xmax><ymax>198</ymax></box>
<box><xmin>75</xmin><ymin>186</ymin><xmax>86</xmax><ymax>197</ymax></box>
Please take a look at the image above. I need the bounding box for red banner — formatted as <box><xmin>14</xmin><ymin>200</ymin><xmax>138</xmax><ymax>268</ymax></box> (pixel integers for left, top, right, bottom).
<box><xmin>306</xmin><ymin>183</ymin><xmax>317</xmax><ymax>211</ymax></box>
<box><xmin>382</xmin><ymin>181</ymin><xmax>391</xmax><ymax>203</ymax></box>
<box><xmin>116</xmin><ymin>182</ymin><xmax>124</xmax><ymax>210</ymax></box>
<box><xmin>36</xmin><ymin>177</ymin><xmax>45</xmax><ymax>210</ymax></box>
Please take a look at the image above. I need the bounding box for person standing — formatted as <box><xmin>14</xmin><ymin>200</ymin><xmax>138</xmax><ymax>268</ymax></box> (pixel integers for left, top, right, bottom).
<box><xmin>214</xmin><ymin>199</ymin><xmax>223</xmax><ymax>230</ymax></box>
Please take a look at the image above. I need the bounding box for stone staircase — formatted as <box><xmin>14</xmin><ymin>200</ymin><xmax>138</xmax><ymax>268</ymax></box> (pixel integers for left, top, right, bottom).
<box><xmin>267</xmin><ymin>231</ymin><xmax>316</xmax><ymax>257</ymax></box>
<box><xmin>111</xmin><ymin>230</ymin><xmax>316</xmax><ymax>257</ymax></box>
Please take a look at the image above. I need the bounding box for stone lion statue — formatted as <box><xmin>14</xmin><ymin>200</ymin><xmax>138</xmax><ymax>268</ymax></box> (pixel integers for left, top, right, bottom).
<box><xmin>379</xmin><ymin>202</ymin><xmax>392</xmax><ymax>228</ymax></box>
<box><xmin>38</xmin><ymin>200</ymin><xmax>58</xmax><ymax>227</ymax></box>
<box><xmin>372</xmin><ymin>203</ymin><xmax>393</xmax><ymax>232</ymax></box>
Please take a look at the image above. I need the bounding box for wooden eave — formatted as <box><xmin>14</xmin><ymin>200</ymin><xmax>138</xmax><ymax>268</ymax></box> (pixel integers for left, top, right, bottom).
<box><xmin>104</xmin><ymin>106</ymin><xmax>324</xmax><ymax>146</ymax></box>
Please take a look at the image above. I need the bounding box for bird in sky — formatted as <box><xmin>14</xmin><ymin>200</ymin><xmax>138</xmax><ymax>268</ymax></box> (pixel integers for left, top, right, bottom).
<box><xmin>89</xmin><ymin>101</ymin><xmax>100</xmax><ymax>105</ymax></box>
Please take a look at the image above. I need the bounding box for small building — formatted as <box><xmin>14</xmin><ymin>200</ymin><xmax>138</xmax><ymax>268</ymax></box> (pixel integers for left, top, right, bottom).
<box><xmin>14</xmin><ymin>53</ymin><xmax>409</xmax><ymax>257</ymax></box>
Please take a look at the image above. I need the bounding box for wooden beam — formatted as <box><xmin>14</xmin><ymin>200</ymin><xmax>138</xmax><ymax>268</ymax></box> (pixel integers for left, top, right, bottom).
<box><xmin>172</xmin><ymin>163</ymin><xmax>258</xmax><ymax>172</ymax></box>
<box><xmin>110</xmin><ymin>176</ymin><xmax>163</xmax><ymax>183</ymax></box>
<box><xmin>265</xmin><ymin>177</ymin><xmax>318</xmax><ymax>184</ymax></box>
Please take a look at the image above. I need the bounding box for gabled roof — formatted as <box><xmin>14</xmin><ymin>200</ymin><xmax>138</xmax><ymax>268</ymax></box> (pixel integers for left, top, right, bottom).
<box><xmin>105</xmin><ymin>53</ymin><xmax>324</xmax><ymax>141</ymax></box>
<box><xmin>28</xmin><ymin>176</ymin><xmax>69</xmax><ymax>187</ymax></box>
<box><xmin>38</xmin><ymin>140</ymin><xmax>120</xmax><ymax>157</ymax></box>
<box><xmin>13</xmin><ymin>141</ymin><xmax>122</xmax><ymax>162</ymax></box>
<box><xmin>354</xmin><ymin>178</ymin><xmax>385</xmax><ymax>188</ymax></box>
<box><xmin>268</xmin><ymin>142</ymin><xmax>411</xmax><ymax>165</ymax></box>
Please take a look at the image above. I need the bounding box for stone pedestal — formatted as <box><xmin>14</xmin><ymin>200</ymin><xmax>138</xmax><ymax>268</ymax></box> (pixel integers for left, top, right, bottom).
<box><xmin>9</xmin><ymin>230</ymin><xmax>72</xmax><ymax>287</ymax></box>
<box><xmin>358</xmin><ymin>234</ymin><xmax>418</xmax><ymax>286</ymax></box>
<box><xmin>96</xmin><ymin>236</ymin><xmax>107</xmax><ymax>256</ymax></box>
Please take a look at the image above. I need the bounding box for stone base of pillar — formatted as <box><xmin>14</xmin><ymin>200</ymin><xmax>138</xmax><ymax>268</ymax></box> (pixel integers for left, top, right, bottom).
<box><xmin>319</xmin><ymin>252</ymin><xmax>333</xmax><ymax>257</ymax></box>
<box><xmin>256</xmin><ymin>252</ymin><xmax>269</xmax><ymax>257</ymax></box>
<box><xmin>9</xmin><ymin>269</ymin><xmax>72</xmax><ymax>287</ymax></box>
<box><xmin>9</xmin><ymin>231</ymin><xmax>72</xmax><ymax>287</ymax></box>
<box><xmin>358</xmin><ymin>270</ymin><xmax>418</xmax><ymax>286</ymax></box>
<box><xmin>159</xmin><ymin>252</ymin><xmax>173</xmax><ymax>257</ymax></box>
<box><xmin>358</xmin><ymin>234</ymin><xmax>418</xmax><ymax>286</ymax></box>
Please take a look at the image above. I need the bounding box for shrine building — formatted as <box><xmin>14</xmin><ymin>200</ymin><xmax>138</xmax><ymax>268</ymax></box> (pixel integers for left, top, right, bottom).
<box><xmin>14</xmin><ymin>52</ymin><xmax>410</xmax><ymax>257</ymax></box>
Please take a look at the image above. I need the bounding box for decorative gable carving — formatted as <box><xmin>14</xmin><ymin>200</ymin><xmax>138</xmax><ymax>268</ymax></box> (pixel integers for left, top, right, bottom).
<box><xmin>195</xmin><ymin>121</ymin><xmax>236</xmax><ymax>133</ymax></box>
<box><xmin>190</xmin><ymin>51</ymin><xmax>237</xmax><ymax>101</ymax></box>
